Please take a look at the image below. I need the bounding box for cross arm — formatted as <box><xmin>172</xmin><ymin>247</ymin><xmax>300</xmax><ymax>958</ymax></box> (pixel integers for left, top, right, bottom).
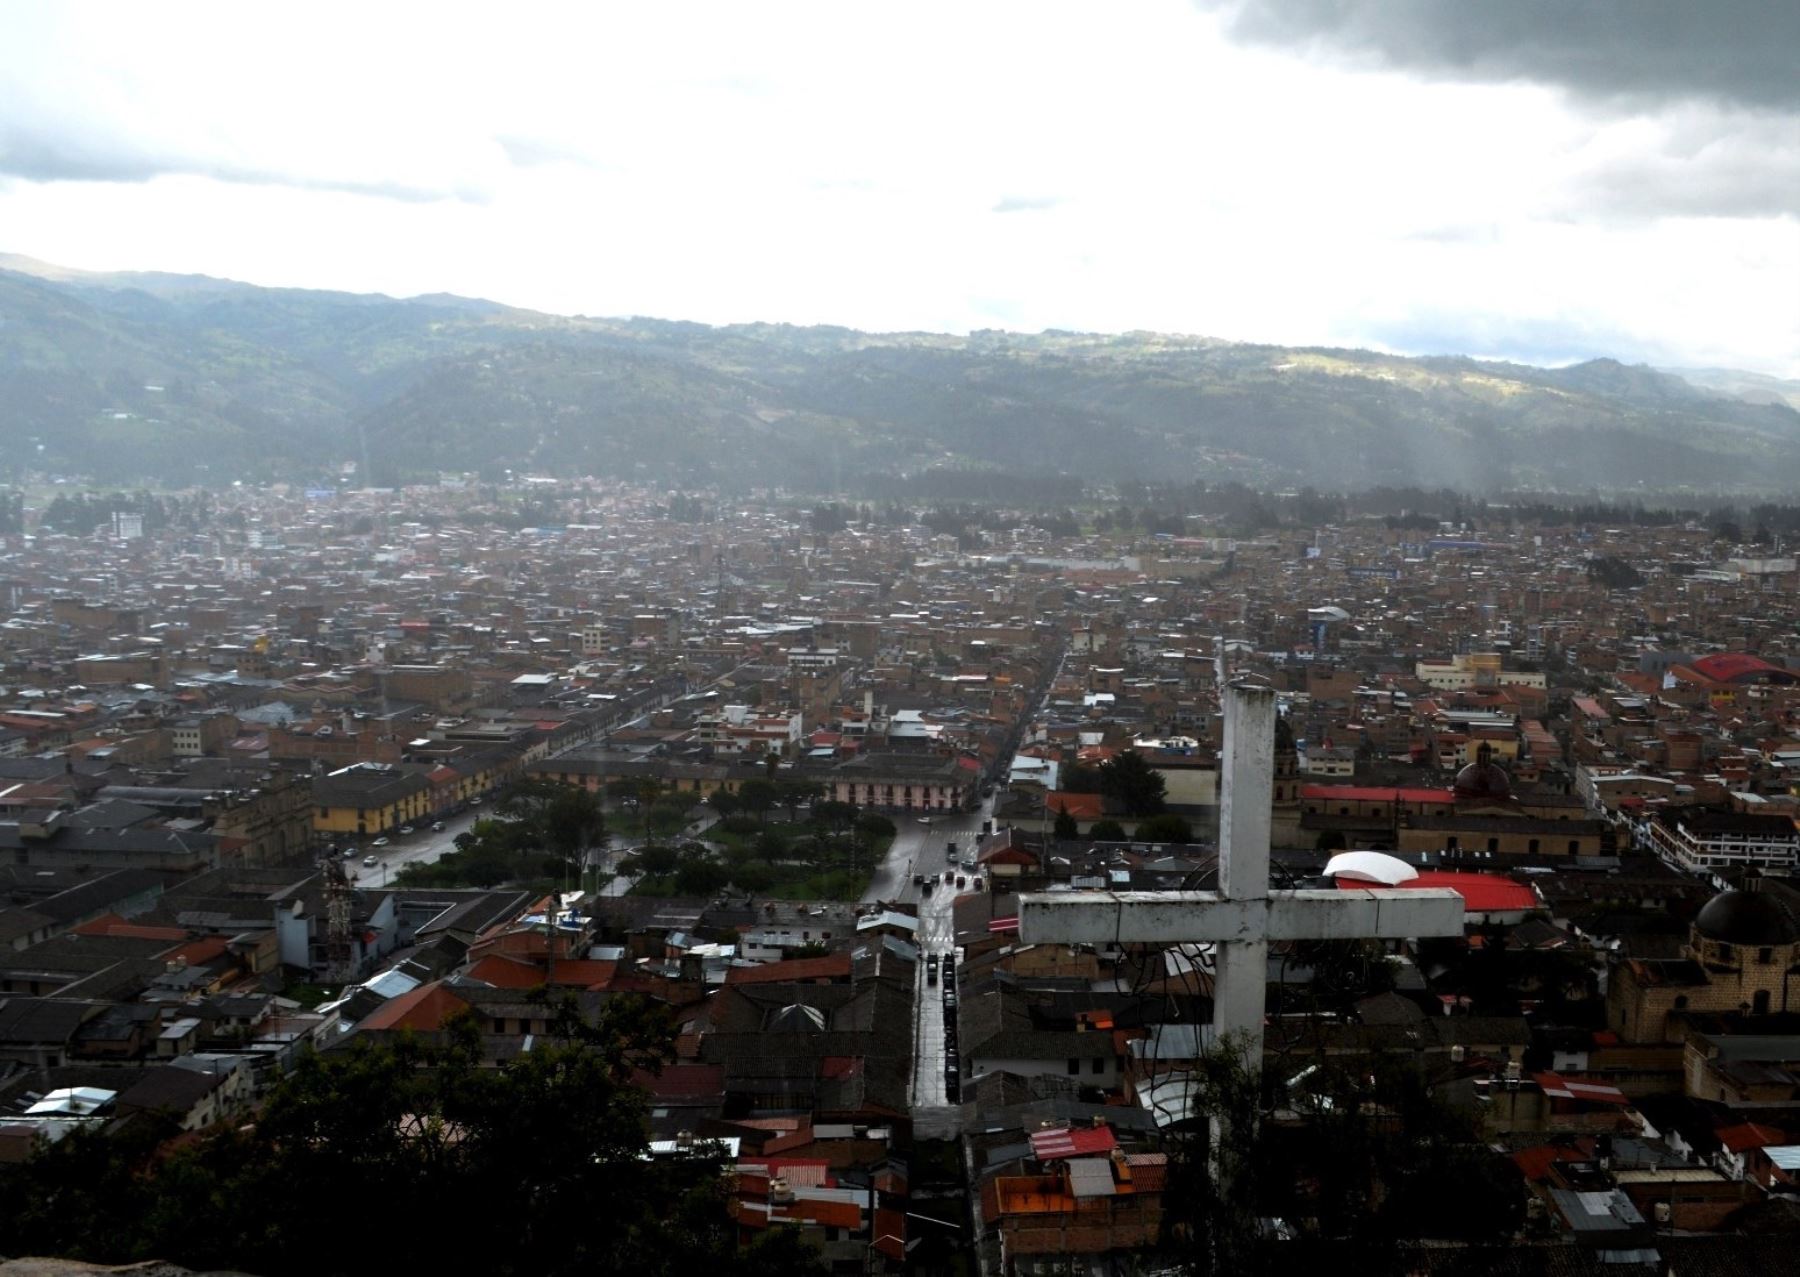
<box><xmin>1018</xmin><ymin>888</ymin><xmax>1465</xmax><ymax>946</ymax></box>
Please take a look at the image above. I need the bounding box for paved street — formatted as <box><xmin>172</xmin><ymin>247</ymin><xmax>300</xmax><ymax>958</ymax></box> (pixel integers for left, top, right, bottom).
<box><xmin>910</xmin><ymin>855</ymin><xmax>962</xmax><ymax>1108</ymax></box>
<box><xmin>861</xmin><ymin>793</ymin><xmax>995</xmax><ymax>906</ymax></box>
<box><xmin>339</xmin><ymin>805</ymin><xmax>485</xmax><ymax>886</ymax></box>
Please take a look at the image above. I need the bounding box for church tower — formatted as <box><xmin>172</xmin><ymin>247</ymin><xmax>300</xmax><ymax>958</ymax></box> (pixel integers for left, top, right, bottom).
<box><xmin>1271</xmin><ymin>711</ymin><xmax>1305</xmax><ymax>848</ymax></box>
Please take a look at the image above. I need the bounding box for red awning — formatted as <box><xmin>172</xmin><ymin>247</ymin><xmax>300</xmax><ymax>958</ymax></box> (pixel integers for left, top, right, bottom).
<box><xmin>989</xmin><ymin>916</ymin><xmax>1019</xmax><ymax>934</ymax></box>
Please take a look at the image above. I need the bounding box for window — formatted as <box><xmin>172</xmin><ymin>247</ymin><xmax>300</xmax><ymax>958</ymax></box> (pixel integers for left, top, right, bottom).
<box><xmin>1758</xmin><ymin>947</ymin><xmax>1773</xmax><ymax>965</ymax></box>
<box><xmin>1446</xmin><ymin>837</ymin><xmax>1458</xmax><ymax>851</ymax></box>
<box><xmin>1487</xmin><ymin>838</ymin><xmax>1500</xmax><ymax>854</ymax></box>
<box><xmin>1528</xmin><ymin>839</ymin><xmax>1540</xmax><ymax>854</ymax></box>
<box><xmin>1568</xmin><ymin>841</ymin><xmax>1580</xmax><ymax>855</ymax></box>
<box><xmin>1091</xmin><ymin>1057</ymin><xmax>1104</xmax><ymax>1075</ymax></box>
<box><xmin>1673</xmin><ymin>995</ymin><xmax>1688</xmax><ymax>1010</ymax></box>
<box><xmin>1067</xmin><ymin>1058</ymin><xmax>1080</xmax><ymax>1075</ymax></box>
<box><xmin>1753</xmin><ymin>990</ymin><xmax>1771</xmax><ymax>1015</ymax></box>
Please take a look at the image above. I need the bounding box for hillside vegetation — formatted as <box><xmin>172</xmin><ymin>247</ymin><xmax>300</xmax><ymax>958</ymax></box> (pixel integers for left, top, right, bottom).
<box><xmin>2</xmin><ymin>255</ymin><xmax>1794</xmax><ymax>493</ymax></box>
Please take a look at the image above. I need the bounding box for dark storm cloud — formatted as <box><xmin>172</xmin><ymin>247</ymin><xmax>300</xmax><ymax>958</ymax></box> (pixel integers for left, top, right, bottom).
<box><xmin>1217</xmin><ymin>0</ymin><xmax>1800</xmax><ymax>110</ymax></box>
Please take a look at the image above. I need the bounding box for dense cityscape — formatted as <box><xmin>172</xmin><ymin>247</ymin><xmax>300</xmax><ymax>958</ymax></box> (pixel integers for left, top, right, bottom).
<box><xmin>4</xmin><ymin>4</ymin><xmax>1799</xmax><ymax>1274</ymax></box>
<box><xmin>0</xmin><ymin>478</ymin><xmax>1795</xmax><ymax>1272</ymax></box>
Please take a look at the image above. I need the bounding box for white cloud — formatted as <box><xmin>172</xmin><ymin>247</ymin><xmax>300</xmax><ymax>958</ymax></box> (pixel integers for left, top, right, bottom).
<box><xmin>0</xmin><ymin>0</ymin><xmax>1793</xmax><ymax>374</ymax></box>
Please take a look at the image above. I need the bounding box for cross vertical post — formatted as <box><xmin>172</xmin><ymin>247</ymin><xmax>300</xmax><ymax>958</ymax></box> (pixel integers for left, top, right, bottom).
<box><xmin>1215</xmin><ymin>680</ymin><xmax>1275</xmax><ymax>1063</ymax></box>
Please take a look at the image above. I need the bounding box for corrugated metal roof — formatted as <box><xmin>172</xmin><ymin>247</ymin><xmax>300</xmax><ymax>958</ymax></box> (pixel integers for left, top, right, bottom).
<box><xmin>1065</xmin><ymin>1157</ymin><xmax>1116</xmax><ymax>1198</ymax></box>
<box><xmin>1030</xmin><ymin>1124</ymin><xmax>1117</xmax><ymax>1161</ymax></box>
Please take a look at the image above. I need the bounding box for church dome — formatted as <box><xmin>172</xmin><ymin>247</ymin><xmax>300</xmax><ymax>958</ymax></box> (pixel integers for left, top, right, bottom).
<box><xmin>1694</xmin><ymin>890</ymin><xmax>1800</xmax><ymax>947</ymax></box>
<box><xmin>1453</xmin><ymin>742</ymin><xmax>1511</xmax><ymax>803</ymax></box>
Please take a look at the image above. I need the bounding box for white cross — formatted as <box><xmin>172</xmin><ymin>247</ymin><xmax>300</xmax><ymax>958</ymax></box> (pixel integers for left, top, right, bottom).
<box><xmin>1019</xmin><ymin>681</ymin><xmax>1465</xmax><ymax>1066</ymax></box>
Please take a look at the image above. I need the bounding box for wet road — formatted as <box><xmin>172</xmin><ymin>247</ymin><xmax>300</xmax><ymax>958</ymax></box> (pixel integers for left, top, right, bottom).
<box><xmin>910</xmin><ymin>857</ymin><xmax>962</xmax><ymax>1107</ymax></box>
<box><xmin>341</xmin><ymin>806</ymin><xmax>486</xmax><ymax>886</ymax></box>
<box><xmin>860</xmin><ymin>793</ymin><xmax>995</xmax><ymax>906</ymax></box>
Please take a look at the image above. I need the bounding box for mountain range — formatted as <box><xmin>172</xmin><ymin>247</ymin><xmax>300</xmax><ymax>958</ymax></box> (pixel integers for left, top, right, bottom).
<box><xmin>3</xmin><ymin>252</ymin><xmax>1797</xmax><ymax>495</ymax></box>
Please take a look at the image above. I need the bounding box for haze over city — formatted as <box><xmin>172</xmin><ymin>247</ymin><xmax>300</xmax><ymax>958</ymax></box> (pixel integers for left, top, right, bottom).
<box><xmin>5</xmin><ymin>6</ymin><xmax>1800</xmax><ymax>1277</ymax></box>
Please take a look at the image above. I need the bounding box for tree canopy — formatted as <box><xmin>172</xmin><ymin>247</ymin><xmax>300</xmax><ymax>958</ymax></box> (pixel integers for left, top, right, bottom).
<box><xmin>0</xmin><ymin>994</ymin><xmax>823</xmax><ymax>1277</ymax></box>
<box><xmin>1099</xmin><ymin>750</ymin><xmax>1168</xmax><ymax>815</ymax></box>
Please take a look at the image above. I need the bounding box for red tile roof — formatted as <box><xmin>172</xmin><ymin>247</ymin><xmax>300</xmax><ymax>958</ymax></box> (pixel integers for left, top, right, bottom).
<box><xmin>1047</xmin><ymin>791</ymin><xmax>1104</xmax><ymax>822</ymax></box>
<box><xmin>359</xmin><ymin>981</ymin><xmax>469</xmax><ymax>1032</ymax></box>
<box><xmin>72</xmin><ymin>914</ymin><xmax>187</xmax><ymax>942</ymax></box>
<box><xmin>465</xmin><ymin>954</ymin><xmax>546</xmax><ymax>989</ymax></box>
<box><xmin>1717</xmin><ymin>1121</ymin><xmax>1787</xmax><ymax>1152</ymax></box>
<box><xmin>1690</xmin><ymin>653</ymin><xmax>1795</xmax><ymax>685</ymax></box>
<box><xmin>1338</xmin><ymin>871</ymin><xmax>1534</xmax><ymax>913</ymax></box>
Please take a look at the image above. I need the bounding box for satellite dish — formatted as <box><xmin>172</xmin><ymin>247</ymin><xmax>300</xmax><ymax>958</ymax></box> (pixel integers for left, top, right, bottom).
<box><xmin>1324</xmin><ymin>851</ymin><xmax>1418</xmax><ymax>886</ymax></box>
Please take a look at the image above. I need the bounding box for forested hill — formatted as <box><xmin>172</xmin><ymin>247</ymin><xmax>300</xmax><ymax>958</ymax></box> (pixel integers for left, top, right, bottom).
<box><xmin>2</xmin><ymin>254</ymin><xmax>1796</xmax><ymax>493</ymax></box>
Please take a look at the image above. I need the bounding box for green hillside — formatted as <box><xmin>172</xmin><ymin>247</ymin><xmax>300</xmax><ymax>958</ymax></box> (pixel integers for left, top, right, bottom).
<box><xmin>1</xmin><ymin>257</ymin><xmax>1795</xmax><ymax>493</ymax></box>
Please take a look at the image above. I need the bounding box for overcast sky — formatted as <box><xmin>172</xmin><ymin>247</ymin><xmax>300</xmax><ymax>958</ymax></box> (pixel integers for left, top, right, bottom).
<box><xmin>2</xmin><ymin>1</ymin><xmax>1795</xmax><ymax>374</ymax></box>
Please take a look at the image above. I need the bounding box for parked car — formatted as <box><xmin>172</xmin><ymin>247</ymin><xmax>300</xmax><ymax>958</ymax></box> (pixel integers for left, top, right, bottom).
<box><xmin>341</xmin><ymin>847</ymin><xmax>356</xmax><ymax>859</ymax></box>
<box><xmin>400</xmin><ymin>825</ymin><xmax>415</xmax><ymax>835</ymax></box>
<box><xmin>372</xmin><ymin>836</ymin><xmax>390</xmax><ymax>847</ymax></box>
<box><xmin>912</xmin><ymin>873</ymin><xmax>925</xmax><ymax>886</ymax></box>
<box><xmin>362</xmin><ymin>855</ymin><xmax>378</xmax><ymax>867</ymax></box>
<box><xmin>955</xmin><ymin>876</ymin><xmax>965</xmax><ymax>889</ymax></box>
<box><xmin>431</xmin><ymin>821</ymin><xmax>445</xmax><ymax>832</ymax></box>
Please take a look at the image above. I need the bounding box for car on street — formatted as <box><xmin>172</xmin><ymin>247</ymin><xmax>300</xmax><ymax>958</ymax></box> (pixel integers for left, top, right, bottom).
<box><xmin>955</xmin><ymin>875</ymin><xmax>965</xmax><ymax>889</ymax></box>
<box><xmin>912</xmin><ymin>873</ymin><xmax>925</xmax><ymax>886</ymax></box>
<box><xmin>341</xmin><ymin>847</ymin><xmax>356</xmax><ymax>859</ymax></box>
<box><xmin>400</xmin><ymin>825</ymin><xmax>415</xmax><ymax>835</ymax></box>
<box><xmin>362</xmin><ymin>855</ymin><xmax>378</xmax><ymax>867</ymax></box>
<box><xmin>431</xmin><ymin>822</ymin><xmax>445</xmax><ymax>832</ymax></box>
<box><xmin>372</xmin><ymin>836</ymin><xmax>390</xmax><ymax>847</ymax></box>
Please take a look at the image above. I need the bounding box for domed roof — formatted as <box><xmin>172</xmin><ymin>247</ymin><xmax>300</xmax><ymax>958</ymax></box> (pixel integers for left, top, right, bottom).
<box><xmin>1694</xmin><ymin>889</ymin><xmax>1800</xmax><ymax>947</ymax></box>
<box><xmin>1453</xmin><ymin>743</ymin><xmax>1511</xmax><ymax>803</ymax></box>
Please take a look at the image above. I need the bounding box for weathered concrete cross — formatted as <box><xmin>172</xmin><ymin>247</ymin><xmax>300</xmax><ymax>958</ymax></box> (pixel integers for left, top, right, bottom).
<box><xmin>1019</xmin><ymin>681</ymin><xmax>1465</xmax><ymax>1066</ymax></box>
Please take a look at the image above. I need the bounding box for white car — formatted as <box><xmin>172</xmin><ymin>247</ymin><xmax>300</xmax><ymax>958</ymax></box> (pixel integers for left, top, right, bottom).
<box><xmin>372</xmin><ymin>836</ymin><xmax>390</xmax><ymax>847</ymax></box>
<box><xmin>400</xmin><ymin>825</ymin><xmax>415</xmax><ymax>835</ymax></box>
<box><xmin>362</xmin><ymin>854</ymin><xmax>378</xmax><ymax>868</ymax></box>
